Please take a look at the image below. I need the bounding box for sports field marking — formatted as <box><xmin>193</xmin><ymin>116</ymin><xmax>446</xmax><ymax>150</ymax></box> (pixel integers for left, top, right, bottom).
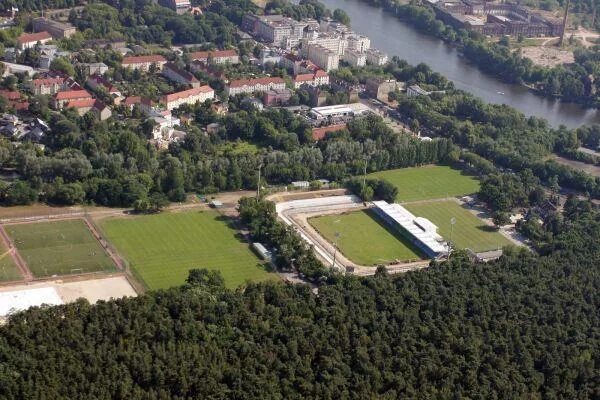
<box><xmin>309</xmin><ymin>209</ymin><xmax>423</xmax><ymax>266</ymax></box>
<box><xmin>99</xmin><ymin>210</ymin><xmax>275</xmax><ymax>290</ymax></box>
<box><xmin>367</xmin><ymin>165</ymin><xmax>480</xmax><ymax>202</ymax></box>
<box><xmin>0</xmin><ymin>240</ymin><xmax>21</xmax><ymax>282</ymax></box>
<box><xmin>4</xmin><ymin>219</ymin><xmax>116</xmax><ymax>278</ymax></box>
<box><xmin>404</xmin><ymin>200</ymin><xmax>512</xmax><ymax>253</ymax></box>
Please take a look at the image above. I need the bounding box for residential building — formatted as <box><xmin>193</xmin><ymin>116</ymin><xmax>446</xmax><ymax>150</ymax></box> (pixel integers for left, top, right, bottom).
<box><xmin>16</xmin><ymin>31</ymin><xmax>52</xmax><ymax>50</ymax></box>
<box><xmin>301</xmin><ymin>34</ymin><xmax>346</xmax><ymax>57</ymax></box>
<box><xmin>121</xmin><ymin>55</ymin><xmax>167</xmax><ymax>72</ymax></box>
<box><xmin>293</xmin><ymin>70</ymin><xmax>329</xmax><ymax>89</ymax></box>
<box><xmin>258</xmin><ymin>48</ymin><xmax>283</xmax><ymax>65</ymax></box>
<box><xmin>262</xmin><ymin>88</ymin><xmax>292</xmax><ymax>106</ymax></box>
<box><xmin>158</xmin><ymin>0</ymin><xmax>191</xmax><ymax>14</ymax></box>
<box><xmin>64</xmin><ymin>98</ymin><xmax>111</xmax><ymax>120</ymax></box>
<box><xmin>123</xmin><ymin>96</ymin><xmax>141</xmax><ymax>110</ymax></box>
<box><xmin>81</xmin><ymin>62</ymin><xmax>109</xmax><ymax>76</ymax></box>
<box><xmin>366</xmin><ymin>78</ymin><xmax>398</xmax><ymax>102</ymax></box>
<box><xmin>346</xmin><ymin>35</ymin><xmax>370</xmax><ymax>52</ymax></box>
<box><xmin>188</xmin><ymin>49</ymin><xmax>239</xmax><ymax>65</ymax></box>
<box><xmin>242</xmin><ymin>14</ymin><xmax>309</xmax><ymax>49</ymax></box>
<box><xmin>365</xmin><ymin>49</ymin><xmax>388</xmax><ymax>66</ymax></box>
<box><xmin>0</xmin><ymin>90</ymin><xmax>29</xmax><ymax>111</ymax></box>
<box><xmin>29</xmin><ymin>75</ymin><xmax>80</xmax><ymax>96</ymax></box>
<box><xmin>52</xmin><ymin>89</ymin><xmax>93</xmax><ymax>109</ymax></box>
<box><xmin>2</xmin><ymin>62</ymin><xmax>34</xmax><ymax>76</ymax></box>
<box><xmin>86</xmin><ymin>74</ymin><xmax>122</xmax><ymax>100</ymax></box>
<box><xmin>161</xmin><ymin>85</ymin><xmax>214</xmax><ymax>111</ymax></box>
<box><xmin>342</xmin><ymin>49</ymin><xmax>366</xmax><ymax>67</ymax></box>
<box><xmin>32</xmin><ymin>17</ymin><xmax>76</xmax><ymax>39</ymax></box>
<box><xmin>225</xmin><ymin>77</ymin><xmax>286</xmax><ymax>96</ymax></box>
<box><xmin>162</xmin><ymin>62</ymin><xmax>200</xmax><ymax>87</ymax></box>
<box><xmin>306</xmin><ymin>44</ymin><xmax>338</xmax><ymax>72</ymax></box>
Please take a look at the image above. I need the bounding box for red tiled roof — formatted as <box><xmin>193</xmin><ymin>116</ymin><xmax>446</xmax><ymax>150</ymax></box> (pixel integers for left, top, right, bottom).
<box><xmin>294</xmin><ymin>73</ymin><xmax>314</xmax><ymax>82</ymax></box>
<box><xmin>32</xmin><ymin>77</ymin><xmax>64</xmax><ymax>87</ymax></box>
<box><xmin>0</xmin><ymin>90</ymin><xmax>21</xmax><ymax>100</ymax></box>
<box><xmin>122</xmin><ymin>55</ymin><xmax>166</xmax><ymax>65</ymax></box>
<box><xmin>228</xmin><ymin>77</ymin><xmax>285</xmax><ymax>88</ymax></box>
<box><xmin>88</xmin><ymin>74</ymin><xmax>120</xmax><ymax>94</ymax></box>
<box><xmin>164</xmin><ymin>62</ymin><xmax>199</xmax><ymax>83</ymax></box>
<box><xmin>17</xmin><ymin>31</ymin><xmax>51</xmax><ymax>44</ymax></box>
<box><xmin>65</xmin><ymin>98</ymin><xmax>95</xmax><ymax>108</ymax></box>
<box><xmin>54</xmin><ymin>90</ymin><xmax>92</xmax><ymax>101</ymax></box>
<box><xmin>314</xmin><ymin>69</ymin><xmax>329</xmax><ymax>78</ymax></box>
<box><xmin>162</xmin><ymin>85</ymin><xmax>213</xmax><ymax>103</ymax></box>
<box><xmin>311</xmin><ymin>124</ymin><xmax>347</xmax><ymax>141</ymax></box>
<box><xmin>123</xmin><ymin>96</ymin><xmax>141</xmax><ymax>105</ymax></box>
<box><xmin>189</xmin><ymin>49</ymin><xmax>238</xmax><ymax>60</ymax></box>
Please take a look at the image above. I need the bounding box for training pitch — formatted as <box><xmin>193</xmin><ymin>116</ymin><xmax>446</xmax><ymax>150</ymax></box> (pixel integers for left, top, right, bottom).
<box><xmin>99</xmin><ymin>210</ymin><xmax>274</xmax><ymax>290</ymax></box>
<box><xmin>404</xmin><ymin>201</ymin><xmax>512</xmax><ymax>253</ymax></box>
<box><xmin>368</xmin><ymin>165</ymin><xmax>480</xmax><ymax>202</ymax></box>
<box><xmin>0</xmin><ymin>240</ymin><xmax>20</xmax><ymax>282</ymax></box>
<box><xmin>309</xmin><ymin>209</ymin><xmax>423</xmax><ymax>266</ymax></box>
<box><xmin>5</xmin><ymin>219</ymin><xmax>116</xmax><ymax>278</ymax></box>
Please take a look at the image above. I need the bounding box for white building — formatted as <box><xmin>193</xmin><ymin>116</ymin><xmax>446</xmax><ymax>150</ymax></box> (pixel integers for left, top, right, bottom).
<box><xmin>301</xmin><ymin>34</ymin><xmax>346</xmax><ymax>57</ymax></box>
<box><xmin>307</xmin><ymin>44</ymin><xmax>339</xmax><ymax>72</ymax></box>
<box><xmin>342</xmin><ymin>49</ymin><xmax>366</xmax><ymax>67</ymax></box>
<box><xmin>162</xmin><ymin>62</ymin><xmax>200</xmax><ymax>88</ymax></box>
<box><xmin>347</xmin><ymin>35</ymin><xmax>370</xmax><ymax>52</ymax></box>
<box><xmin>365</xmin><ymin>49</ymin><xmax>388</xmax><ymax>66</ymax></box>
<box><xmin>16</xmin><ymin>31</ymin><xmax>52</xmax><ymax>50</ymax></box>
<box><xmin>121</xmin><ymin>55</ymin><xmax>167</xmax><ymax>72</ymax></box>
<box><xmin>161</xmin><ymin>85</ymin><xmax>214</xmax><ymax>111</ymax></box>
<box><xmin>309</xmin><ymin>103</ymin><xmax>371</xmax><ymax>120</ymax></box>
<box><xmin>225</xmin><ymin>77</ymin><xmax>286</xmax><ymax>96</ymax></box>
<box><xmin>293</xmin><ymin>70</ymin><xmax>329</xmax><ymax>88</ymax></box>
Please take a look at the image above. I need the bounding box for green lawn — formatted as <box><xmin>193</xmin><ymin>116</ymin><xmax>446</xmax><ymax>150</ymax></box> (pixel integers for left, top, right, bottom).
<box><xmin>368</xmin><ymin>165</ymin><xmax>480</xmax><ymax>202</ymax></box>
<box><xmin>404</xmin><ymin>201</ymin><xmax>512</xmax><ymax>253</ymax></box>
<box><xmin>99</xmin><ymin>210</ymin><xmax>274</xmax><ymax>290</ymax></box>
<box><xmin>0</xmin><ymin>240</ymin><xmax>21</xmax><ymax>282</ymax></box>
<box><xmin>309</xmin><ymin>210</ymin><xmax>423</xmax><ymax>266</ymax></box>
<box><xmin>5</xmin><ymin>219</ymin><xmax>116</xmax><ymax>278</ymax></box>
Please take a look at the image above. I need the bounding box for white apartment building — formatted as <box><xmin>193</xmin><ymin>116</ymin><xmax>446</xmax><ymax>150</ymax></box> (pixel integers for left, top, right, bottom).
<box><xmin>301</xmin><ymin>34</ymin><xmax>346</xmax><ymax>57</ymax></box>
<box><xmin>342</xmin><ymin>49</ymin><xmax>366</xmax><ymax>67</ymax></box>
<box><xmin>293</xmin><ymin>70</ymin><xmax>330</xmax><ymax>89</ymax></box>
<box><xmin>121</xmin><ymin>55</ymin><xmax>167</xmax><ymax>72</ymax></box>
<box><xmin>347</xmin><ymin>35</ymin><xmax>370</xmax><ymax>52</ymax></box>
<box><xmin>307</xmin><ymin>44</ymin><xmax>339</xmax><ymax>72</ymax></box>
<box><xmin>225</xmin><ymin>77</ymin><xmax>286</xmax><ymax>96</ymax></box>
<box><xmin>365</xmin><ymin>49</ymin><xmax>388</xmax><ymax>66</ymax></box>
<box><xmin>161</xmin><ymin>86</ymin><xmax>214</xmax><ymax>111</ymax></box>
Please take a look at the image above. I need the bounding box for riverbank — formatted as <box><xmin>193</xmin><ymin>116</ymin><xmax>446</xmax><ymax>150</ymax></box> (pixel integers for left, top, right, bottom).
<box><xmin>319</xmin><ymin>0</ymin><xmax>600</xmax><ymax>127</ymax></box>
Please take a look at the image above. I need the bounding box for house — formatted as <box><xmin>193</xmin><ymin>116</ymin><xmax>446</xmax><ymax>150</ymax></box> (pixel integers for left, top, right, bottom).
<box><xmin>311</xmin><ymin>123</ymin><xmax>346</xmax><ymax>140</ymax></box>
<box><xmin>123</xmin><ymin>96</ymin><xmax>141</xmax><ymax>111</ymax></box>
<box><xmin>161</xmin><ymin>85</ymin><xmax>214</xmax><ymax>111</ymax></box>
<box><xmin>225</xmin><ymin>77</ymin><xmax>286</xmax><ymax>96</ymax></box>
<box><xmin>32</xmin><ymin>17</ymin><xmax>76</xmax><ymax>39</ymax></box>
<box><xmin>64</xmin><ymin>98</ymin><xmax>112</xmax><ymax>120</ymax></box>
<box><xmin>16</xmin><ymin>31</ymin><xmax>52</xmax><ymax>50</ymax></box>
<box><xmin>262</xmin><ymin>88</ymin><xmax>292</xmax><ymax>106</ymax></box>
<box><xmin>29</xmin><ymin>74</ymin><xmax>81</xmax><ymax>96</ymax></box>
<box><xmin>0</xmin><ymin>90</ymin><xmax>29</xmax><ymax>111</ymax></box>
<box><xmin>188</xmin><ymin>49</ymin><xmax>240</xmax><ymax>65</ymax></box>
<box><xmin>86</xmin><ymin>74</ymin><xmax>121</xmax><ymax>96</ymax></box>
<box><xmin>121</xmin><ymin>55</ymin><xmax>167</xmax><ymax>72</ymax></box>
<box><xmin>52</xmin><ymin>89</ymin><xmax>93</xmax><ymax>109</ymax></box>
<box><xmin>365</xmin><ymin>78</ymin><xmax>399</xmax><ymax>102</ymax></box>
<box><xmin>158</xmin><ymin>0</ymin><xmax>191</xmax><ymax>14</ymax></box>
<box><xmin>162</xmin><ymin>62</ymin><xmax>200</xmax><ymax>88</ymax></box>
<box><xmin>81</xmin><ymin>62</ymin><xmax>109</xmax><ymax>76</ymax></box>
<box><xmin>293</xmin><ymin>70</ymin><xmax>329</xmax><ymax>89</ymax></box>
<box><xmin>206</xmin><ymin>122</ymin><xmax>222</xmax><ymax>134</ymax></box>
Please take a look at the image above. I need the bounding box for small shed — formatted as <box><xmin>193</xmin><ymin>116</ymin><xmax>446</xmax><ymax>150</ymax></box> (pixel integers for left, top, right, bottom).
<box><xmin>210</xmin><ymin>200</ymin><xmax>223</xmax><ymax>208</ymax></box>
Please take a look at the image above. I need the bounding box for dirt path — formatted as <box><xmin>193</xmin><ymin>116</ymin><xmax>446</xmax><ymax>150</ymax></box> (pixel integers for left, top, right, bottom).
<box><xmin>0</xmin><ymin>225</ymin><xmax>32</xmax><ymax>281</ymax></box>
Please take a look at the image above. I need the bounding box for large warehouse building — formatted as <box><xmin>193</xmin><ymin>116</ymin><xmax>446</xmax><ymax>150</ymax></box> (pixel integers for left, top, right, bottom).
<box><xmin>372</xmin><ymin>201</ymin><xmax>448</xmax><ymax>258</ymax></box>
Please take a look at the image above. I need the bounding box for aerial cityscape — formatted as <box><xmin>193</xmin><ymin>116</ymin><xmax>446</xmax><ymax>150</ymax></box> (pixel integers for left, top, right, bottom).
<box><xmin>0</xmin><ymin>0</ymin><xmax>597</xmax><ymax>398</ymax></box>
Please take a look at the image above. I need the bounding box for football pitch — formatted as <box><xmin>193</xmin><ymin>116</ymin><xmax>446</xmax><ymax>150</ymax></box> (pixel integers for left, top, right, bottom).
<box><xmin>404</xmin><ymin>201</ymin><xmax>512</xmax><ymax>253</ymax></box>
<box><xmin>4</xmin><ymin>219</ymin><xmax>116</xmax><ymax>278</ymax></box>
<box><xmin>368</xmin><ymin>165</ymin><xmax>480</xmax><ymax>202</ymax></box>
<box><xmin>98</xmin><ymin>210</ymin><xmax>274</xmax><ymax>290</ymax></box>
<box><xmin>309</xmin><ymin>210</ymin><xmax>423</xmax><ymax>266</ymax></box>
<box><xmin>0</xmin><ymin>240</ymin><xmax>21</xmax><ymax>281</ymax></box>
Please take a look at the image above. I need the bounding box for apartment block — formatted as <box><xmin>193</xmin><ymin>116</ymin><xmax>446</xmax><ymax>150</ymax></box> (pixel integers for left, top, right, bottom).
<box><xmin>225</xmin><ymin>77</ymin><xmax>286</xmax><ymax>96</ymax></box>
<box><xmin>161</xmin><ymin>86</ymin><xmax>214</xmax><ymax>111</ymax></box>
<box><xmin>32</xmin><ymin>17</ymin><xmax>76</xmax><ymax>39</ymax></box>
<box><xmin>342</xmin><ymin>49</ymin><xmax>366</xmax><ymax>67</ymax></box>
<box><xmin>307</xmin><ymin>44</ymin><xmax>339</xmax><ymax>72</ymax></box>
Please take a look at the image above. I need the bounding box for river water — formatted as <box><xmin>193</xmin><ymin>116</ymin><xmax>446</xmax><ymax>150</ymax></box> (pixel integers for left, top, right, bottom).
<box><xmin>319</xmin><ymin>0</ymin><xmax>600</xmax><ymax>128</ymax></box>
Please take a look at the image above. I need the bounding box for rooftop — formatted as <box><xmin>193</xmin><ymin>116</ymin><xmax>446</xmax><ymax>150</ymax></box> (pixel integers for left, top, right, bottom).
<box><xmin>228</xmin><ymin>77</ymin><xmax>285</xmax><ymax>88</ymax></box>
<box><xmin>122</xmin><ymin>55</ymin><xmax>167</xmax><ymax>64</ymax></box>
<box><xmin>17</xmin><ymin>31</ymin><xmax>51</xmax><ymax>44</ymax></box>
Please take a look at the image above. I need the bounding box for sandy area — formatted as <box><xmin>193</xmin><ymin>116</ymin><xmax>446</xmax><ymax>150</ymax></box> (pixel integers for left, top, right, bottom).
<box><xmin>521</xmin><ymin>45</ymin><xmax>574</xmax><ymax>67</ymax></box>
<box><xmin>0</xmin><ymin>275</ymin><xmax>137</xmax><ymax>305</ymax></box>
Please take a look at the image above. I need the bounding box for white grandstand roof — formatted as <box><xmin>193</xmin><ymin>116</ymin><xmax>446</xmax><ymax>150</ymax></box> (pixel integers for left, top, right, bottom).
<box><xmin>373</xmin><ymin>201</ymin><xmax>448</xmax><ymax>255</ymax></box>
<box><xmin>0</xmin><ymin>287</ymin><xmax>63</xmax><ymax>317</ymax></box>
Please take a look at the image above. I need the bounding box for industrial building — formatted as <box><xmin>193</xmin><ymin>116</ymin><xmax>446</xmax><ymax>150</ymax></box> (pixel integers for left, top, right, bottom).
<box><xmin>309</xmin><ymin>103</ymin><xmax>371</xmax><ymax>120</ymax></box>
<box><xmin>372</xmin><ymin>201</ymin><xmax>448</xmax><ymax>258</ymax></box>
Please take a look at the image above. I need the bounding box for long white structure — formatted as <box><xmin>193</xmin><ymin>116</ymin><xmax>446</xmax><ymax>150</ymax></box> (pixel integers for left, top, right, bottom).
<box><xmin>372</xmin><ymin>201</ymin><xmax>448</xmax><ymax>258</ymax></box>
<box><xmin>0</xmin><ymin>287</ymin><xmax>63</xmax><ymax>317</ymax></box>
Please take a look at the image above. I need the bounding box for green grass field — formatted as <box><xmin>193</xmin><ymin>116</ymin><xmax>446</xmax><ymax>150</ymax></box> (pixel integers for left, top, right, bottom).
<box><xmin>368</xmin><ymin>165</ymin><xmax>480</xmax><ymax>202</ymax></box>
<box><xmin>0</xmin><ymin>240</ymin><xmax>21</xmax><ymax>281</ymax></box>
<box><xmin>5</xmin><ymin>219</ymin><xmax>116</xmax><ymax>278</ymax></box>
<box><xmin>404</xmin><ymin>201</ymin><xmax>512</xmax><ymax>253</ymax></box>
<box><xmin>99</xmin><ymin>210</ymin><xmax>274</xmax><ymax>290</ymax></box>
<box><xmin>309</xmin><ymin>210</ymin><xmax>423</xmax><ymax>266</ymax></box>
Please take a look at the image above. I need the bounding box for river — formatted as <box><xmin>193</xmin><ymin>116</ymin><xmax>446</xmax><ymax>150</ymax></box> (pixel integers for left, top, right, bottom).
<box><xmin>319</xmin><ymin>0</ymin><xmax>600</xmax><ymax>128</ymax></box>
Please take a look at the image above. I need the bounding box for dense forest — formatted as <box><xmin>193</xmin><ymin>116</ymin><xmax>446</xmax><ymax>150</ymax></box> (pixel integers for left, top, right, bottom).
<box><xmin>0</xmin><ymin>195</ymin><xmax>598</xmax><ymax>398</ymax></box>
